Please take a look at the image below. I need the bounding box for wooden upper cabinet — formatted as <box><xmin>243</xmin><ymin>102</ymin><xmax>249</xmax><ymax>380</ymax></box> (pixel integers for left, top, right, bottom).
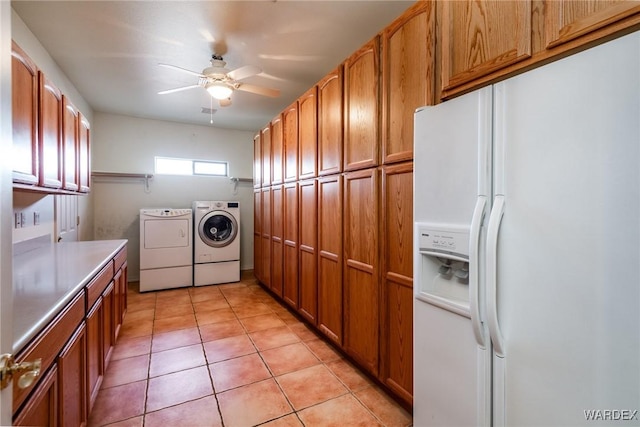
<box><xmin>440</xmin><ymin>0</ymin><xmax>531</xmax><ymax>94</ymax></box>
<box><xmin>261</xmin><ymin>125</ymin><xmax>271</xmax><ymax>187</ymax></box>
<box><xmin>11</xmin><ymin>42</ymin><xmax>39</xmax><ymax>186</ymax></box>
<box><xmin>78</xmin><ymin>114</ymin><xmax>91</xmax><ymax>193</ymax></box>
<box><xmin>545</xmin><ymin>1</ymin><xmax>640</xmax><ymax>48</ymax></box>
<box><xmin>283</xmin><ymin>101</ymin><xmax>299</xmax><ymax>182</ymax></box>
<box><xmin>382</xmin><ymin>1</ymin><xmax>435</xmax><ymax>164</ymax></box>
<box><xmin>344</xmin><ymin>38</ymin><xmax>380</xmax><ymax>171</ymax></box>
<box><xmin>62</xmin><ymin>96</ymin><xmax>79</xmax><ymax>192</ymax></box>
<box><xmin>38</xmin><ymin>73</ymin><xmax>63</xmax><ymax>189</ymax></box>
<box><xmin>317</xmin><ymin>66</ymin><xmax>343</xmax><ymax>176</ymax></box>
<box><xmin>298</xmin><ymin>87</ymin><xmax>318</xmax><ymax>180</ymax></box>
<box><xmin>271</xmin><ymin>114</ymin><xmax>284</xmax><ymax>185</ymax></box>
<box><xmin>253</xmin><ymin>133</ymin><xmax>261</xmax><ymax>188</ymax></box>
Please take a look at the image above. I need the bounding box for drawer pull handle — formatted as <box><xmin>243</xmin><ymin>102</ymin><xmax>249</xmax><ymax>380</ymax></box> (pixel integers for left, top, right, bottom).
<box><xmin>0</xmin><ymin>353</ymin><xmax>42</xmax><ymax>390</ymax></box>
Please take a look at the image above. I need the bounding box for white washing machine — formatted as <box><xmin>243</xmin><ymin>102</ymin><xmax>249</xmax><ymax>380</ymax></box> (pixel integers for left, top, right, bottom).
<box><xmin>193</xmin><ymin>201</ymin><xmax>241</xmax><ymax>286</ymax></box>
<box><xmin>139</xmin><ymin>208</ymin><xmax>193</xmax><ymax>292</ymax></box>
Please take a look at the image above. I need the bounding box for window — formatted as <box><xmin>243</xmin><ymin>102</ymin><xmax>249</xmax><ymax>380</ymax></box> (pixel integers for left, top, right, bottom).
<box><xmin>155</xmin><ymin>157</ymin><xmax>228</xmax><ymax>177</ymax></box>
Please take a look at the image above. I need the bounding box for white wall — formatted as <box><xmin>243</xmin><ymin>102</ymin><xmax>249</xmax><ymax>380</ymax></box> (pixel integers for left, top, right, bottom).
<box><xmin>92</xmin><ymin>112</ymin><xmax>256</xmax><ymax>280</ymax></box>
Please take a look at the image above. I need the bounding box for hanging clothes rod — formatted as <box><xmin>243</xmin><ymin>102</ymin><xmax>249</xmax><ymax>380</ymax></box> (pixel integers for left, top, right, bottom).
<box><xmin>91</xmin><ymin>171</ymin><xmax>153</xmax><ymax>193</ymax></box>
<box><xmin>229</xmin><ymin>177</ymin><xmax>253</xmax><ymax>183</ymax></box>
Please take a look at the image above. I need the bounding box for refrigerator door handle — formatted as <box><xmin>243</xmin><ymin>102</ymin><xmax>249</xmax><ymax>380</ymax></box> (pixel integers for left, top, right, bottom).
<box><xmin>469</xmin><ymin>196</ymin><xmax>487</xmax><ymax>348</ymax></box>
<box><xmin>487</xmin><ymin>195</ymin><xmax>506</xmax><ymax>357</ymax></box>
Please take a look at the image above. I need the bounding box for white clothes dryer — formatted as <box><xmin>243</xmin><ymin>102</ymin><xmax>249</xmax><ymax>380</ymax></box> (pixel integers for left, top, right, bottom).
<box><xmin>139</xmin><ymin>208</ymin><xmax>193</xmax><ymax>292</ymax></box>
<box><xmin>193</xmin><ymin>201</ymin><xmax>240</xmax><ymax>286</ymax></box>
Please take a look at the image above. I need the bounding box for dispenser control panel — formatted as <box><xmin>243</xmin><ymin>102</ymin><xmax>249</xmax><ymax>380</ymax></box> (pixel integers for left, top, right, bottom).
<box><xmin>417</xmin><ymin>223</ymin><xmax>469</xmax><ymax>261</ymax></box>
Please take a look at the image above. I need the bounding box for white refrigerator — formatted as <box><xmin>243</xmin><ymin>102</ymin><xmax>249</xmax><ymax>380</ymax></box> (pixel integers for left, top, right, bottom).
<box><xmin>413</xmin><ymin>31</ymin><xmax>640</xmax><ymax>426</ymax></box>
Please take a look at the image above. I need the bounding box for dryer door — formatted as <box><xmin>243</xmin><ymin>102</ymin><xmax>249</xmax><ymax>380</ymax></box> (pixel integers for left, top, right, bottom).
<box><xmin>198</xmin><ymin>210</ymin><xmax>238</xmax><ymax>248</ymax></box>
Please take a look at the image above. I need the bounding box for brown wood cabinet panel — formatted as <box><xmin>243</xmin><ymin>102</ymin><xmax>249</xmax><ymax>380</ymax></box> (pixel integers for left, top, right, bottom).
<box><xmin>102</xmin><ymin>281</ymin><xmax>115</xmax><ymax>367</ymax></box>
<box><xmin>380</xmin><ymin>162</ymin><xmax>414</xmax><ymax>406</ymax></box>
<box><xmin>13</xmin><ymin>365</ymin><xmax>58</xmax><ymax>427</ymax></box>
<box><xmin>298</xmin><ymin>87</ymin><xmax>318</xmax><ymax>180</ymax></box>
<box><xmin>298</xmin><ymin>179</ymin><xmax>318</xmax><ymax>324</ymax></box>
<box><xmin>283</xmin><ymin>182</ymin><xmax>299</xmax><ymax>308</ymax></box>
<box><xmin>344</xmin><ymin>38</ymin><xmax>380</xmax><ymax>172</ymax></box>
<box><xmin>114</xmin><ymin>262</ymin><xmax>128</xmax><ymax>340</ymax></box>
<box><xmin>86</xmin><ymin>299</ymin><xmax>103</xmax><ymax>411</ymax></box>
<box><xmin>58</xmin><ymin>323</ymin><xmax>87</xmax><ymax>427</ymax></box>
<box><xmin>254</xmin><ymin>189</ymin><xmax>263</xmax><ymax>282</ymax></box>
<box><xmin>38</xmin><ymin>72</ymin><xmax>63</xmax><ymax>189</ymax></box>
<box><xmin>261</xmin><ymin>187</ymin><xmax>272</xmax><ymax>288</ymax></box>
<box><xmin>253</xmin><ymin>133</ymin><xmax>262</xmax><ymax>188</ymax></box>
<box><xmin>78</xmin><ymin>114</ymin><xmax>91</xmax><ymax>193</ymax></box>
<box><xmin>271</xmin><ymin>185</ymin><xmax>284</xmax><ymax>297</ymax></box>
<box><xmin>440</xmin><ymin>0</ymin><xmax>531</xmax><ymax>93</ymax></box>
<box><xmin>382</xmin><ymin>2</ymin><xmax>435</xmax><ymax>164</ymax></box>
<box><xmin>317</xmin><ymin>174</ymin><xmax>343</xmax><ymax>345</ymax></box>
<box><xmin>62</xmin><ymin>96</ymin><xmax>79</xmax><ymax>191</ymax></box>
<box><xmin>86</xmin><ymin>260</ymin><xmax>114</xmax><ymax>310</ymax></box>
<box><xmin>343</xmin><ymin>169</ymin><xmax>379</xmax><ymax>374</ymax></box>
<box><xmin>545</xmin><ymin>0</ymin><xmax>640</xmax><ymax>48</ymax></box>
<box><xmin>271</xmin><ymin>115</ymin><xmax>284</xmax><ymax>185</ymax></box>
<box><xmin>11</xmin><ymin>41</ymin><xmax>39</xmax><ymax>186</ymax></box>
<box><xmin>261</xmin><ymin>125</ymin><xmax>271</xmax><ymax>187</ymax></box>
<box><xmin>317</xmin><ymin>66</ymin><xmax>343</xmax><ymax>176</ymax></box>
<box><xmin>283</xmin><ymin>102</ymin><xmax>299</xmax><ymax>182</ymax></box>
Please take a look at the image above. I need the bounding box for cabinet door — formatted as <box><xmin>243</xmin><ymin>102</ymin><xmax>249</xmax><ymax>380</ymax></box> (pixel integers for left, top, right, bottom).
<box><xmin>344</xmin><ymin>168</ymin><xmax>379</xmax><ymax>375</ymax></box>
<box><xmin>114</xmin><ymin>262</ymin><xmax>128</xmax><ymax>340</ymax></box>
<box><xmin>271</xmin><ymin>185</ymin><xmax>284</xmax><ymax>297</ymax></box>
<box><xmin>11</xmin><ymin>41</ymin><xmax>39</xmax><ymax>185</ymax></box>
<box><xmin>58</xmin><ymin>323</ymin><xmax>87</xmax><ymax>427</ymax></box>
<box><xmin>62</xmin><ymin>96</ymin><xmax>79</xmax><ymax>192</ymax></box>
<box><xmin>317</xmin><ymin>174</ymin><xmax>343</xmax><ymax>345</ymax></box>
<box><xmin>344</xmin><ymin>38</ymin><xmax>380</xmax><ymax>171</ymax></box>
<box><xmin>298</xmin><ymin>87</ymin><xmax>318</xmax><ymax>180</ymax></box>
<box><xmin>271</xmin><ymin>115</ymin><xmax>284</xmax><ymax>185</ymax></box>
<box><xmin>253</xmin><ymin>133</ymin><xmax>262</xmax><ymax>188</ymax></box>
<box><xmin>102</xmin><ymin>281</ymin><xmax>115</xmax><ymax>367</ymax></box>
<box><xmin>317</xmin><ymin>66</ymin><xmax>343</xmax><ymax>176</ymax></box>
<box><xmin>283</xmin><ymin>182</ymin><xmax>299</xmax><ymax>308</ymax></box>
<box><xmin>13</xmin><ymin>366</ymin><xmax>58</xmax><ymax>427</ymax></box>
<box><xmin>545</xmin><ymin>0</ymin><xmax>640</xmax><ymax>48</ymax></box>
<box><xmin>261</xmin><ymin>187</ymin><xmax>272</xmax><ymax>288</ymax></box>
<box><xmin>261</xmin><ymin>125</ymin><xmax>271</xmax><ymax>187</ymax></box>
<box><xmin>380</xmin><ymin>162</ymin><xmax>414</xmax><ymax>406</ymax></box>
<box><xmin>78</xmin><ymin>114</ymin><xmax>91</xmax><ymax>193</ymax></box>
<box><xmin>254</xmin><ymin>189</ymin><xmax>263</xmax><ymax>281</ymax></box>
<box><xmin>38</xmin><ymin>73</ymin><xmax>63</xmax><ymax>189</ymax></box>
<box><xmin>298</xmin><ymin>179</ymin><xmax>318</xmax><ymax>324</ymax></box>
<box><xmin>440</xmin><ymin>0</ymin><xmax>531</xmax><ymax>93</ymax></box>
<box><xmin>382</xmin><ymin>2</ymin><xmax>435</xmax><ymax>164</ymax></box>
<box><xmin>283</xmin><ymin>102</ymin><xmax>299</xmax><ymax>182</ymax></box>
<box><xmin>86</xmin><ymin>298</ymin><xmax>103</xmax><ymax>410</ymax></box>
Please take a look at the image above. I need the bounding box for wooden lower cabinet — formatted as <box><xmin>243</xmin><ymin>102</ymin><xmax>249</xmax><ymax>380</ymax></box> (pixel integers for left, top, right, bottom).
<box><xmin>283</xmin><ymin>182</ymin><xmax>299</xmax><ymax>308</ymax></box>
<box><xmin>86</xmin><ymin>297</ymin><xmax>103</xmax><ymax>411</ymax></box>
<box><xmin>380</xmin><ymin>162</ymin><xmax>414</xmax><ymax>406</ymax></box>
<box><xmin>317</xmin><ymin>174</ymin><xmax>343</xmax><ymax>345</ymax></box>
<box><xmin>102</xmin><ymin>281</ymin><xmax>115</xmax><ymax>367</ymax></box>
<box><xmin>13</xmin><ymin>366</ymin><xmax>58</xmax><ymax>427</ymax></box>
<box><xmin>298</xmin><ymin>179</ymin><xmax>318</xmax><ymax>324</ymax></box>
<box><xmin>343</xmin><ymin>169</ymin><xmax>379</xmax><ymax>375</ymax></box>
<box><xmin>254</xmin><ymin>189</ymin><xmax>263</xmax><ymax>281</ymax></box>
<box><xmin>58</xmin><ymin>323</ymin><xmax>87</xmax><ymax>427</ymax></box>
<box><xmin>271</xmin><ymin>185</ymin><xmax>284</xmax><ymax>297</ymax></box>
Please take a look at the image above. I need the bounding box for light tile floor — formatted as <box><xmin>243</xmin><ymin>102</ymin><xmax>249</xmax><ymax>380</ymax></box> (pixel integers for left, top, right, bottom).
<box><xmin>88</xmin><ymin>277</ymin><xmax>413</xmax><ymax>427</ymax></box>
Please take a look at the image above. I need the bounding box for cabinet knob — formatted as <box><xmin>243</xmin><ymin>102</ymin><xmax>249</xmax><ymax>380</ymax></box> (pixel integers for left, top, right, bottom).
<box><xmin>0</xmin><ymin>353</ymin><xmax>42</xmax><ymax>390</ymax></box>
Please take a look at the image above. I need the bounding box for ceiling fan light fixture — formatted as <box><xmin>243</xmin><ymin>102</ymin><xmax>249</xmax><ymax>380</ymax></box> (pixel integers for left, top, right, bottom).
<box><xmin>206</xmin><ymin>81</ymin><xmax>233</xmax><ymax>100</ymax></box>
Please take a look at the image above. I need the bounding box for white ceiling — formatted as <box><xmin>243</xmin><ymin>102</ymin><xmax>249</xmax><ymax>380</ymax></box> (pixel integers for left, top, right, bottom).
<box><xmin>12</xmin><ymin>0</ymin><xmax>414</xmax><ymax>132</ymax></box>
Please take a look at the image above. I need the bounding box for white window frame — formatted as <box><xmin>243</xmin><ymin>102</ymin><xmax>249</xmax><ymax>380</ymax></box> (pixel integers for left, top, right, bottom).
<box><xmin>155</xmin><ymin>156</ymin><xmax>228</xmax><ymax>177</ymax></box>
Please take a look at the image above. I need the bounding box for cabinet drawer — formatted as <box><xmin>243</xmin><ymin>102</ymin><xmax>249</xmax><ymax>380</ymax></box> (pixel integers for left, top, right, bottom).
<box><xmin>114</xmin><ymin>247</ymin><xmax>127</xmax><ymax>272</ymax></box>
<box><xmin>13</xmin><ymin>291</ymin><xmax>85</xmax><ymax>413</ymax></box>
<box><xmin>86</xmin><ymin>260</ymin><xmax>114</xmax><ymax>310</ymax></box>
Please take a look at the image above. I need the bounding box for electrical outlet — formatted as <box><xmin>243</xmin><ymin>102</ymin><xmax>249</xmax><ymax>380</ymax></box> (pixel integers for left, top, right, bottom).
<box><xmin>15</xmin><ymin>213</ymin><xmax>22</xmax><ymax>228</ymax></box>
<box><xmin>34</xmin><ymin>212</ymin><xmax>40</xmax><ymax>226</ymax></box>
<box><xmin>21</xmin><ymin>212</ymin><xmax>27</xmax><ymax>228</ymax></box>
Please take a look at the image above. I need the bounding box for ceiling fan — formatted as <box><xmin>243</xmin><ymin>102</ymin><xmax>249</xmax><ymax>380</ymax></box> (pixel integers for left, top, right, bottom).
<box><xmin>157</xmin><ymin>54</ymin><xmax>280</xmax><ymax>106</ymax></box>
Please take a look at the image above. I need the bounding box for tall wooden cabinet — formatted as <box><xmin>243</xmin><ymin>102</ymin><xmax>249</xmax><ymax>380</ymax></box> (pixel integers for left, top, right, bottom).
<box><xmin>261</xmin><ymin>125</ymin><xmax>271</xmax><ymax>187</ymax></box>
<box><xmin>271</xmin><ymin>185</ymin><xmax>284</xmax><ymax>297</ymax></box>
<box><xmin>317</xmin><ymin>67</ymin><xmax>343</xmax><ymax>176</ymax></box>
<box><xmin>253</xmin><ymin>188</ymin><xmax>263</xmax><ymax>282</ymax></box>
<box><xmin>253</xmin><ymin>133</ymin><xmax>262</xmax><ymax>188</ymax></box>
<box><xmin>343</xmin><ymin>38</ymin><xmax>380</xmax><ymax>172</ymax></box>
<box><xmin>283</xmin><ymin>102</ymin><xmax>299</xmax><ymax>183</ymax></box>
<box><xmin>298</xmin><ymin>179</ymin><xmax>318</xmax><ymax>324</ymax></box>
<box><xmin>343</xmin><ymin>168</ymin><xmax>379</xmax><ymax>375</ymax></box>
<box><xmin>271</xmin><ymin>115</ymin><xmax>284</xmax><ymax>185</ymax></box>
<box><xmin>283</xmin><ymin>182</ymin><xmax>299</xmax><ymax>308</ymax></box>
<box><xmin>261</xmin><ymin>187</ymin><xmax>272</xmax><ymax>289</ymax></box>
<box><xmin>298</xmin><ymin>87</ymin><xmax>317</xmax><ymax>180</ymax></box>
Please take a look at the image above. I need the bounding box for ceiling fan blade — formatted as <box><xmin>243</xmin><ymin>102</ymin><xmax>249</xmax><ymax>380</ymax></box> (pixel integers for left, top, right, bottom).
<box><xmin>158</xmin><ymin>63</ymin><xmax>204</xmax><ymax>78</ymax></box>
<box><xmin>219</xmin><ymin>98</ymin><xmax>232</xmax><ymax>107</ymax></box>
<box><xmin>236</xmin><ymin>83</ymin><xmax>280</xmax><ymax>98</ymax></box>
<box><xmin>227</xmin><ymin>65</ymin><xmax>261</xmax><ymax>81</ymax></box>
<box><xmin>157</xmin><ymin>84</ymin><xmax>201</xmax><ymax>95</ymax></box>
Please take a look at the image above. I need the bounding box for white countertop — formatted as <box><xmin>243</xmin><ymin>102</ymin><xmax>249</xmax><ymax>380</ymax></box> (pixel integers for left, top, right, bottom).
<box><xmin>12</xmin><ymin>239</ymin><xmax>127</xmax><ymax>353</ymax></box>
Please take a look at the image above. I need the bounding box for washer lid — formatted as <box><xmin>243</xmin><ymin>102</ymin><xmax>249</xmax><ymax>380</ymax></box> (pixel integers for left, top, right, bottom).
<box><xmin>198</xmin><ymin>211</ymin><xmax>238</xmax><ymax>248</ymax></box>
